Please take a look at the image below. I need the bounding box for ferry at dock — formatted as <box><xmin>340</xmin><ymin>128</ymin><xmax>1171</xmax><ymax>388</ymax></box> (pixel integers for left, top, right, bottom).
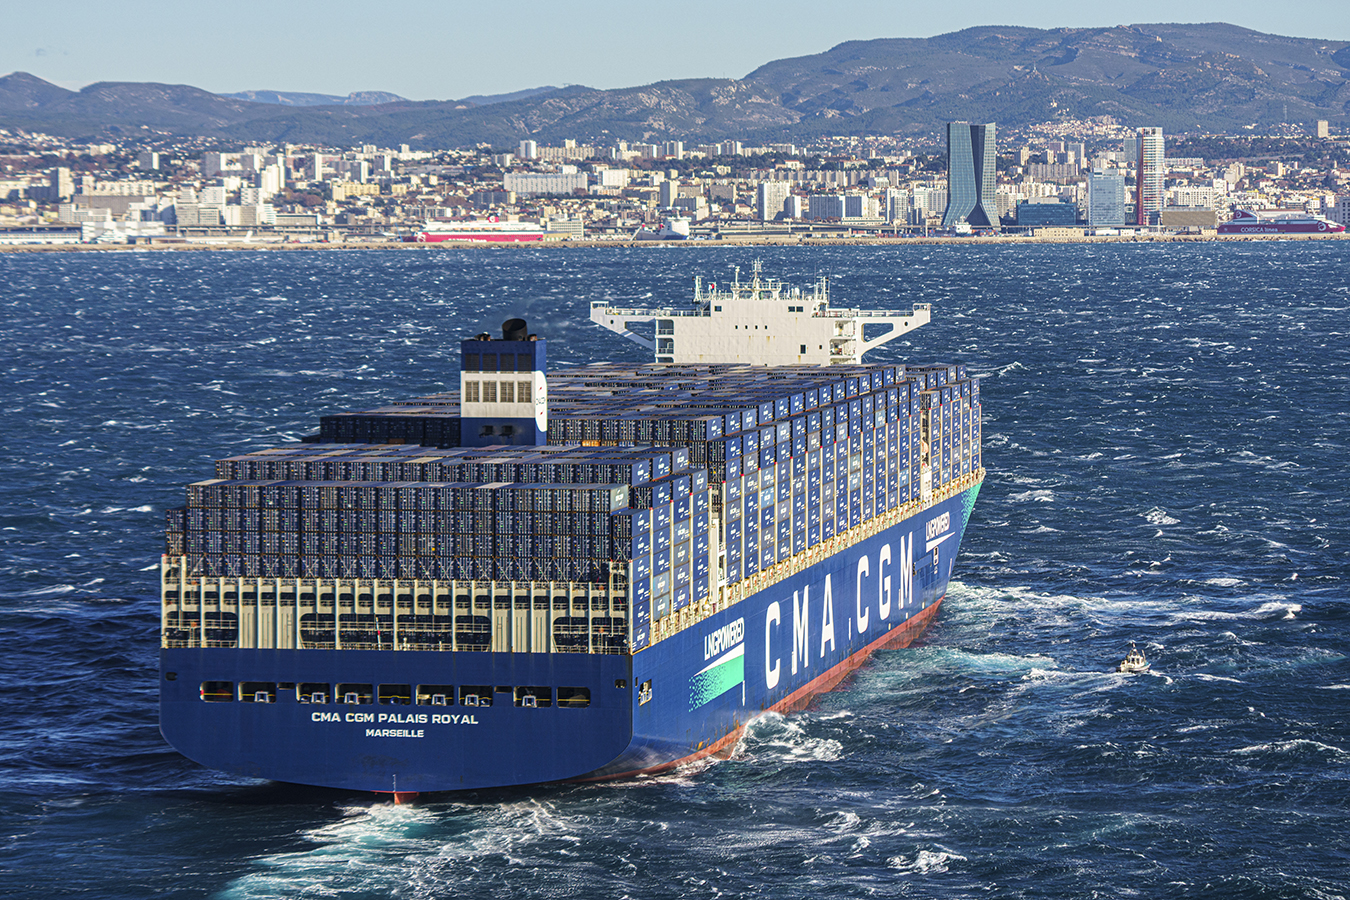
<box><xmin>1217</xmin><ymin>208</ymin><xmax>1345</xmax><ymax>235</ymax></box>
<box><xmin>408</xmin><ymin>218</ymin><xmax>545</xmax><ymax>243</ymax></box>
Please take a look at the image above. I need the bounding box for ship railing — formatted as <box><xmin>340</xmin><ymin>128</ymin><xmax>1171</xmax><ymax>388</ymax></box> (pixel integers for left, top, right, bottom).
<box><xmin>160</xmin><ymin>569</ymin><xmax>631</xmax><ymax>656</ymax></box>
<box><xmin>814</xmin><ymin>308</ymin><xmax>925</xmax><ymax>319</ymax></box>
<box><xmin>590</xmin><ymin>303</ymin><xmax>922</xmax><ymax>320</ymax></box>
<box><xmin>591</xmin><ymin>305</ymin><xmax>709</xmax><ymax>318</ymax></box>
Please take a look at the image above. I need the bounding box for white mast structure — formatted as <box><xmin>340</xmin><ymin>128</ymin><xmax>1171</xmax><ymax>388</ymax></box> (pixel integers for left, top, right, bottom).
<box><xmin>590</xmin><ymin>261</ymin><xmax>931</xmax><ymax>366</ymax></box>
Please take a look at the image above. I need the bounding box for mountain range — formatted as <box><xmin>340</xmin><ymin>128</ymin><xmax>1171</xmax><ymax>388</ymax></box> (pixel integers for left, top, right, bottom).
<box><xmin>222</xmin><ymin>90</ymin><xmax>409</xmax><ymax>107</ymax></box>
<box><xmin>2</xmin><ymin>23</ymin><xmax>1347</xmax><ymax>149</ymax></box>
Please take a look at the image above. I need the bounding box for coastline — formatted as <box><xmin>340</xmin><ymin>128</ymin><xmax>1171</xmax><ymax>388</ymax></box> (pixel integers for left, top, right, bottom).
<box><xmin>1</xmin><ymin>231</ymin><xmax>1347</xmax><ymax>253</ymax></box>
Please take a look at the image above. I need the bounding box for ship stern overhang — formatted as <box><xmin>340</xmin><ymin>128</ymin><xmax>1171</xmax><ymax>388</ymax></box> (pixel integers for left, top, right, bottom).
<box><xmin>159</xmin><ymin>649</ymin><xmax>634</xmax><ymax>793</ymax></box>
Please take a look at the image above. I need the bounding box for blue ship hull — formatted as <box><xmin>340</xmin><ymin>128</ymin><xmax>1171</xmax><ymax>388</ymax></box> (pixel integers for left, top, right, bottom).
<box><xmin>160</xmin><ymin>481</ymin><xmax>980</xmax><ymax>792</ymax></box>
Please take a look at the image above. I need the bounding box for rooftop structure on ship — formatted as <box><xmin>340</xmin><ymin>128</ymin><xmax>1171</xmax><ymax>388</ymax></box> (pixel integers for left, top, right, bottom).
<box><xmin>590</xmin><ymin>260</ymin><xmax>931</xmax><ymax>365</ymax></box>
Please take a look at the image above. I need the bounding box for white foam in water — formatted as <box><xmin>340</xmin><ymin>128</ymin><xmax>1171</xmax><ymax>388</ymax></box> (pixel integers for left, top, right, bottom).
<box><xmin>1020</xmin><ymin>666</ymin><xmax>1071</xmax><ymax>682</ymax></box>
<box><xmin>223</xmin><ymin>796</ymin><xmax>613</xmax><ymax>899</ymax></box>
<box><xmin>736</xmin><ymin>711</ymin><xmax>843</xmax><ymax>762</ymax></box>
<box><xmin>1167</xmin><ymin>597</ymin><xmax>1299</xmax><ymax>626</ymax></box>
<box><xmin>1231</xmin><ymin>740</ymin><xmax>1349</xmax><ymax>760</ymax></box>
<box><xmin>1143</xmin><ymin>507</ymin><xmax>1180</xmax><ymax>526</ymax></box>
<box><xmin>1193</xmin><ymin>673</ymin><xmax>1245</xmax><ymax>684</ymax></box>
<box><xmin>219</xmin><ymin>803</ymin><xmax>442</xmax><ymax>899</ymax></box>
<box><xmin>9</xmin><ymin>584</ymin><xmax>77</xmax><ymax>598</ymax></box>
<box><xmin>608</xmin><ymin>754</ymin><xmax>717</xmax><ymax>788</ymax></box>
<box><xmin>1009</xmin><ymin>489</ymin><xmax>1055</xmax><ymax>502</ymax></box>
<box><xmin>824</xmin><ymin>810</ymin><xmax>864</xmax><ymax>833</ymax></box>
<box><xmin>886</xmin><ymin>848</ymin><xmax>968</xmax><ymax>874</ymax></box>
<box><xmin>1253</xmin><ymin>601</ymin><xmax>1300</xmax><ymax>620</ymax></box>
<box><xmin>946</xmin><ymin>650</ymin><xmax>1060</xmax><ymax>675</ymax></box>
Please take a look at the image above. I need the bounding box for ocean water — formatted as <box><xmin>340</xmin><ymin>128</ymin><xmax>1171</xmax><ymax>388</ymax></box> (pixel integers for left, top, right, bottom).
<box><xmin>0</xmin><ymin>243</ymin><xmax>1346</xmax><ymax>899</ymax></box>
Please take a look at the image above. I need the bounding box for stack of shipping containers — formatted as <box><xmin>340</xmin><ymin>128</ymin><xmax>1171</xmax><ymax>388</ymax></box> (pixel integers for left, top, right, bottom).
<box><xmin>166</xmin><ymin>362</ymin><xmax>980</xmax><ymax>657</ymax></box>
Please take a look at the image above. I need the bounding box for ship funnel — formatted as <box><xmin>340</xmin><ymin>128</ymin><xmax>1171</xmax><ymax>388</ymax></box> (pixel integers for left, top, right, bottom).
<box><xmin>460</xmin><ymin>320</ymin><xmax>548</xmax><ymax>448</ymax></box>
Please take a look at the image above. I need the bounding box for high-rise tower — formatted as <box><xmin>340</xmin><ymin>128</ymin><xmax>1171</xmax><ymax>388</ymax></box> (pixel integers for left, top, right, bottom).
<box><xmin>755</xmin><ymin>181</ymin><xmax>791</xmax><ymax>221</ymax></box>
<box><xmin>1087</xmin><ymin>170</ymin><xmax>1126</xmax><ymax>227</ymax></box>
<box><xmin>942</xmin><ymin>122</ymin><xmax>997</xmax><ymax>230</ymax></box>
<box><xmin>1136</xmin><ymin>127</ymin><xmax>1165</xmax><ymax>226</ymax></box>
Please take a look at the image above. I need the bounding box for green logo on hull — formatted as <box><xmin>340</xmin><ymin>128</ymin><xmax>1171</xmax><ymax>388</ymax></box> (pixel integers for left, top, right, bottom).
<box><xmin>689</xmin><ymin>645</ymin><xmax>745</xmax><ymax>710</ymax></box>
<box><xmin>961</xmin><ymin>481</ymin><xmax>982</xmax><ymax>533</ymax></box>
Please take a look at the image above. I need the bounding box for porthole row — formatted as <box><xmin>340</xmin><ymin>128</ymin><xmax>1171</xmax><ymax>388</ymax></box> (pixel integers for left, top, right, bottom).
<box><xmin>198</xmin><ymin>680</ymin><xmax>592</xmax><ymax>708</ymax></box>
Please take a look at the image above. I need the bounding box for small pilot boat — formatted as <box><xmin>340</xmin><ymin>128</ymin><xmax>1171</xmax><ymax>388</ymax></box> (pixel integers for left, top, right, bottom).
<box><xmin>1117</xmin><ymin>641</ymin><xmax>1150</xmax><ymax>674</ymax></box>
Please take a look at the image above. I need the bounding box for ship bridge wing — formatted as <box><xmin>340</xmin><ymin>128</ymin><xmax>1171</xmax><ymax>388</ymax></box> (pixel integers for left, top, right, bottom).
<box><xmin>590</xmin><ymin>301</ymin><xmax>931</xmax><ymax>366</ymax></box>
<box><xmin>591</xmin><ymin>264</ymin><xmax>932</xmax><ymax>366</ymax></box>
<box><xmin>822</xmin><ymin>305</ymin><xmax>932</xmax><ymax>361</ymax></box>
<box><xmin>588</xmin><ymin>303</ymin><xmax>667</xmax><ymax>350</ymax></box>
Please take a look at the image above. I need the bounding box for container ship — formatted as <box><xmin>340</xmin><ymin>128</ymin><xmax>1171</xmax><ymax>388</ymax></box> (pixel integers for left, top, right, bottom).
<box><xmin>1217</xmin><ymin>207</ymin><xmax>1345</xmax><ymax>235</ymax></box>
<box><xmin>159</xmin><ymin>265</ymin><xmax>984</xmax><ymax>793</ymax></box>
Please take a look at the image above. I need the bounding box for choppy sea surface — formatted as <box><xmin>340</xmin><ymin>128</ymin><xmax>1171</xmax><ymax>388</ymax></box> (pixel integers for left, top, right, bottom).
<box><xmin>1</xmin><ymin>243</ymin><xmax>1346</xmax><ymax>899</ymax></box>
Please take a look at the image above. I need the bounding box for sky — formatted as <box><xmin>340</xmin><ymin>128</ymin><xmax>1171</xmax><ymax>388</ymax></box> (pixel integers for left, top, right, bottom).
<box><xmin>5</xmin><ymin>0</ymin><xmax>1350</xmax><ymax>101</ymax></box>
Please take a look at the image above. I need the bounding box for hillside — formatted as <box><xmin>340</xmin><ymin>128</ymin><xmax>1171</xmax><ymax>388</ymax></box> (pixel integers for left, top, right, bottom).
<box><xmin>2</xmin><ymin>23</ymin><xmax>1347</xmax><ymax>147</ymax></box>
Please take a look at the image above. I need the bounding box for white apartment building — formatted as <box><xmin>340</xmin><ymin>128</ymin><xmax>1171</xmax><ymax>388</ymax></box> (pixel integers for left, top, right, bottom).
<box><xmin>843</xmin><ymin>193</ymin><xmax>878</xmax><ymax>219</ymax></box>
<box><xmin>1168</xmin><ymin>184</ymin><xmax>1223</xmax><ymax>208</ymax></box>
<box><xmin>1331</xmin><ymin>196</ymin><xmax>1350</xmax><ymax>227</ymax></box>
<box><xmin>909</xmin><ymin>185</ymin><xmax>948</xmax><ymax>224</ymax></box>
<box><xmin>658</xmin><ymin>180</ymin><xmax>678</xmax><ymax>208</ymax></box>
<box><xmin>756</xmin><ymin>181</ymin><xmax>791</xmax><ymax>220</ymax></box>
<box><xmin>883</xmin><ymin>188</ymin><xmax>905</xmax><ymax>223</ymax></box>
<box><xmin>1136</xmin><ymin>127</ymin><xmax>1165</xmax><ymax>225</ymax></box>
<box><xmin>807</xmin><ymin>194</ymin><xmax>844</xmax><ymax>220</ymax></box>
<box><xmin>502</xmin><ymin>172</ymin><xmax>588</xmax><ymax>196</ymax></box>
<box><xmin>80</xmin><ymin>179</ymin><xmax>157</xmax><ymax>196</ymax></box>
<box><xmin>258</xmin><ymin>165</ymin><xmax>285</xmax><ymax>196</ymax></box>
<box><xmin>57</xmin><ymin>203</ymin><xmax>112</xmax><ymax>224</ymax></box>
<box><xmin>238</xmin><ymin>204</ymin><xmax>277</xmax><ymax>226</ymax></box>
<box><xmin>337</xmin><ymin>160</ymin><xmax>370</xmax><ymax>183</ymax></box>
<box><xmin>595</xmin><ymin>168</ymin><xmax>631</xmax><ymax>188</ymax></box>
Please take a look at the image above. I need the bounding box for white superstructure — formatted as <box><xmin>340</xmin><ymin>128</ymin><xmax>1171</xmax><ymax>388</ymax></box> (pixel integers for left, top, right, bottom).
<box><xmin>590</xmin><ymin>261</ymin><xmax>930</xmax><ymax>365</ymax></box>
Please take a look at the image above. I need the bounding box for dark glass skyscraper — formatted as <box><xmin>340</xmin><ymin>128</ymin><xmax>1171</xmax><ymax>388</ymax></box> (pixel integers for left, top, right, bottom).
<box><xmin>942</xmin><ymin>122</ymin><xmax>997</xmax><ymax>229</ymax></box>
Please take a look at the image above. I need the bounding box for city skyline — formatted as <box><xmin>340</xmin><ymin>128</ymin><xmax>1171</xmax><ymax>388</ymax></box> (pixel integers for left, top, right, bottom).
<box><xmin>4</xmin><ymin>1</ymin><xmax>1350</xmax><ymax>102</ymax></box>
<box><xmin>10</xmin><ymin>113</ymin><xmax>1347</xmax><ymax>247</ymax></box>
